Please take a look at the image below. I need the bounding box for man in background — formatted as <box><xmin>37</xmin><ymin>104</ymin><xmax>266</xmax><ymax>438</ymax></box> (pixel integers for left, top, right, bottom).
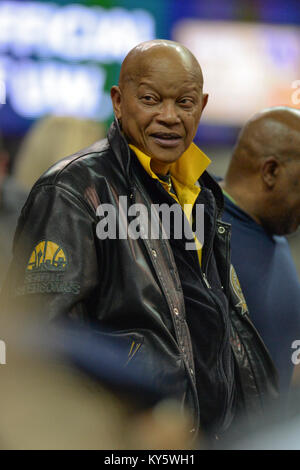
<box><xmin>220</xmin><ymin>107</ymin><xmax>300</xmax><ymax>395</ymax></box>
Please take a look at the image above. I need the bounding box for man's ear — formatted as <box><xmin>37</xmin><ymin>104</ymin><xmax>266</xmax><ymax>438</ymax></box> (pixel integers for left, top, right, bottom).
<box><xmin>261</xmin><ymin>156</ymin><xmax>280</xmax><ymax>188</ymax></box>
<box><xmin>110</xmin><ymin>86</ymin><xmax>122</xmax><ymax>120</ymax></box>
<box><xmin>201</xmin><ymin>93</ymin><xmax>209</xmax><ymax>112</ymax></box>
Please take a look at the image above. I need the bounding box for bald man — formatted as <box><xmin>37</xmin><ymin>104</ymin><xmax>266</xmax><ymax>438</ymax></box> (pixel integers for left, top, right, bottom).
<box><xmin>2</xmin><ymin>41</ymin><xmax>277</xmax><ymax>442</ymax></box>
<box><xmin>220</xmin><ymin>107</ymin><xmax>300</xmax><ymax>395</ymax></box>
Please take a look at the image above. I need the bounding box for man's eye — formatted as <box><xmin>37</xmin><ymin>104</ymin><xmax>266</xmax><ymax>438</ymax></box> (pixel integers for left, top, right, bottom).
<box><xmin>179</xmin><ymin>98</ymin><xmax>193</xmax><ymax>106</ymax></box>
<box><xmin>141</xmin><ymin>95</ymin><xmax>156</xmax><ymax>103</ymax></box>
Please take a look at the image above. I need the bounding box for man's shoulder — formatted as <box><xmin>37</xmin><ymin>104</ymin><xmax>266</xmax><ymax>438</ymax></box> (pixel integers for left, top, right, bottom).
<box><xmin>28</xmin><ymin>137</ymin><xmax>119</xmax><ymax>200</ymax></box>
<box><xmin>21</xmin><ymin>137</ymin><xmax>118</xmax><ymax>215</ymax></box>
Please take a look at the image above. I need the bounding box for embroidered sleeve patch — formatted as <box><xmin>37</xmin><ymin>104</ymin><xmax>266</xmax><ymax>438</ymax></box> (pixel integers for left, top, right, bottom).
<box><xmin>16</xmin><ymin>240</ymin><xmax>80</xmax><ymax>296</ymax></box>
<box><xmin>27</xmin><ymin>240</ymin><xmax>67</xmax><ymax>271</ymax></box>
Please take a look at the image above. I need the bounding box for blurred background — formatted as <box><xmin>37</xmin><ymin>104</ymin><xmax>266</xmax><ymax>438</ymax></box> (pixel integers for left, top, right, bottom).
<box><xmin>0</xmin><ymin>0</ymin><xmax>300</xmax><ymax>271</ymax></box>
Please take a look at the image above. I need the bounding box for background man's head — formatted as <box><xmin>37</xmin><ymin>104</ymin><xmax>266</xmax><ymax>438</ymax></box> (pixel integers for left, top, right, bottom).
<box><xmin>224</xmin><ymin>107</ymin><xmax>300</xmax><ymax>235</ymax></box>
<box><xmin>111</xmin><ymin>39</ymin><xmax>208</xmax><ymax>174</ymax></box>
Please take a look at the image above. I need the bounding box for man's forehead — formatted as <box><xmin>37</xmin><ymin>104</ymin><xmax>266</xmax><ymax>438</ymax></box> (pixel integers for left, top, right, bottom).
<box><xmin>252</xmin><ymin>107</ymin><xmax>300</xmax><ymax>131</ymax></box>
<box><xmin>135</xmin><ymin>75</ymin><xmax>202</xmax><ymax>93</ymax></box>
<box><xmin>129</xmin><ymin>40</ymin><xmax>198</xmax><ymax>65</ymax></box>
<box><xmin>240</xmin><ymin>107</ymin><xmax>300</xmax><ymax>162</ymax></box>
<box><xmin>119</xmin><ymin>41</ymin><xmax>203</xmax><ymax>89</ymax></box>
<box><xmin>122</xmin><ymin>61</ymin><xmax>202</xmax><ymax>92</ymax></box>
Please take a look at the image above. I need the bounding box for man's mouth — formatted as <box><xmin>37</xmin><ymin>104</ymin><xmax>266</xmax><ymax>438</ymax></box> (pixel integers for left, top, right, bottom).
<box><xmin>150</xmin><ymin>132</ymin><xmax>182</xmax><ymax>148</ymax></box>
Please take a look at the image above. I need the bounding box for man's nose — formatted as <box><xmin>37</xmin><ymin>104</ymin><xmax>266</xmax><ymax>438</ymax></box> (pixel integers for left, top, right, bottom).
<box><xmin>156</xmin><ymin>100</ymin><xmax>181</xmax><ymax>125</ymax></box>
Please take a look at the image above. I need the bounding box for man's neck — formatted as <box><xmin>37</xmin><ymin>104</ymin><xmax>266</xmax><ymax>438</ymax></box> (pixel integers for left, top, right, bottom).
<box><xmin>220</xmin><ymin>179</ymin><xmax>262</xmax><ymax>226</ymax></box>
<box><xmin>150</xmin><ymin>159</ymin><xmax>171</xmax><ymax>176</ymax></box>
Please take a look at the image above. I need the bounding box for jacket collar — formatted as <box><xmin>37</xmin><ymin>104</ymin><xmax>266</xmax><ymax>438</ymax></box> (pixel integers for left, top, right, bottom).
<box><xmin>199</xmin><ymin>172</ymin><xmax>224</xmax><ymax>217</ymax></box>
<box><xmin>107</xmin><ymin>119</ymin><xmax>132</xmax><ymax>179</ymax></box>
<box><xmin>128</xmin><ymin>142</ymin><xmax>211</xmax><ymax>187</ymax></box>
<box><xmin>107</xmin><ymin>119</ymin><xmax>224</xmax><ymax>215</ymax></box>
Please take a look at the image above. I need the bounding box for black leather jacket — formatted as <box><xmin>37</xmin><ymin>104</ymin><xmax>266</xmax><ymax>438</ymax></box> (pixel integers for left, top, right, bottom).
<box><xmin>3</xmin><ymin>120</ymin><xmax>278</xmax><ymax>438</ymax></box>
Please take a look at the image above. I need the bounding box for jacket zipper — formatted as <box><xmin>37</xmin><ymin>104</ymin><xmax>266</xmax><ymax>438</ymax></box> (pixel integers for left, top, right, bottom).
<box><xmin>202</xmin><ymin>272</ymin><xmax>211</xmax><ymax>289</ymax></box>
<box><xmin>132</xmin><ymin>176</ymin><xmax>200</xmax><ymax>416</ymax></box>
<box><xmin>201</xmin><ymin>188</ymin><xmax>216</xmax><ymax>282</ymax></box>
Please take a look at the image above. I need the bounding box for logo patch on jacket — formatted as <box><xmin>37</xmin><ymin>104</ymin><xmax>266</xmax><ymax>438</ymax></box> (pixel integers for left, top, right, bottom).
<box><xmin>16</xmin><ymin>240</ymin><xmax>80</xmax><ymax>296</ymax></box>
<box><xmin>27</xmin><ymin>241</ymin><xmax>67</xmax><ymax>272</ymax></box>
<box><xmin>230</xmin><ymin>264</ymin><xmax>248</xmax><ymax>315</ymax></box>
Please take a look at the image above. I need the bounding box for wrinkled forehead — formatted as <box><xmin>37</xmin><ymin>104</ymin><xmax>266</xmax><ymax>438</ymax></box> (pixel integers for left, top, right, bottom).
<box><xmin>120</xmin><ymin>46</ymin><xmax>203</xmax><ymax>91</ymax></box>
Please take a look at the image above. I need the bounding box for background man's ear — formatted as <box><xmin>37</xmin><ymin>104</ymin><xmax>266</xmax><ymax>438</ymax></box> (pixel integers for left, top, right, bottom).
<box><xmin>110</xmin><ymin>86</ymin><xmax>122</xmax><ymax>120</ymax></box>
<box><xmin>261</xmin><ymin>156</ymin><xmax>280</xmax><ymax>188</ymax></box>
<box><xmin>201</xmin><ymin>93</ymin><xmax>209</xmax><ymax>112</ymax></box>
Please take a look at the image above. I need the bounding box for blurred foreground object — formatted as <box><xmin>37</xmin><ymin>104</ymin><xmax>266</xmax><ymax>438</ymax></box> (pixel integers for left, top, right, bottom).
<box><xmin>14</xmin><ymin>116</ymin><xmax>105</xmax><ymax>191</ymax></box>
<box><xmin>218</xmin><ymin>384</ymin><xmax>300</xmax><ymax>450</ymax></box>
<box><xmin>0</xmin><ymin>316</ymin><xmax>195</xmax><ymax>450</ymax></box>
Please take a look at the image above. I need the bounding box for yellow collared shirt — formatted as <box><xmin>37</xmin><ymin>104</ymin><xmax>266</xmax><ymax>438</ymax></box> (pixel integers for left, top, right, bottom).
<box><xmin>129</xmin><ymin>143</ymin><xmax>211</xmax><ymax>266</ymax></box>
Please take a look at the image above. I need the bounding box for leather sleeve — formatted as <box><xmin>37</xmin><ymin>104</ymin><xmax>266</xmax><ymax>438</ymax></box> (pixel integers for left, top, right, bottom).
<box><xmin>228</xmin><ymin>264</ymin><xmax>279</xmax><ymax>427</ymax></box>
<box><xmin>2</xmin><ymin>183</ymin><xmax>100</xmax><ymax>323</ymax></box>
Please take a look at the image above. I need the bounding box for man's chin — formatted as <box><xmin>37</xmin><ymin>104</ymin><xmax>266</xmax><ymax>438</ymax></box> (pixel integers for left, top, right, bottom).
<box><xmin>148</xmin><ymin>145</ymin><xmax>185</xmax><ymax>163</ymax></box>
<box><xmin>285</xmin><ymin>224</ymin><xmax>300</xmax><ymax>236</ymax></box>
<box><xmin>273</xmin><ymin>223</ymin><xmax>298</xmax><ymax>237</ymax></box>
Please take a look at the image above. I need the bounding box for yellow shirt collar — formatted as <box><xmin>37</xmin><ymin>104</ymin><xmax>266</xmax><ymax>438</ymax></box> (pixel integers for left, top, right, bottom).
<box><xmin>129</xmin><ymin>142</ymin><xmax>211</xmax><ymax>267</ymax></box>
<box><xmin>129</xmin><ymin>142</ymin><xmax>211</xmax><ymax>187</ymax></box>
